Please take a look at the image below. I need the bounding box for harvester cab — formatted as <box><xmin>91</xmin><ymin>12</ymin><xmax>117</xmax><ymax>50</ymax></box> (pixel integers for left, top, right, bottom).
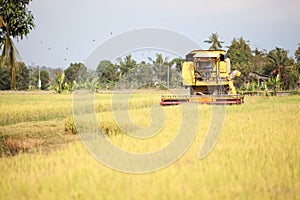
<box><xmin>182</xmin><ymin>50</ymin><xmax>238</xmax><ymax>95</ymax></box>
<box><xmin>160</xmin><ymin>50</ymin><xmax>244</xmax><ymax>106</ymax></box>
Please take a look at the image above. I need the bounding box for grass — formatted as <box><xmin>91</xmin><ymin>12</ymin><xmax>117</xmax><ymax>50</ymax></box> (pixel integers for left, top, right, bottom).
<box><xmin>0</xmin><ymin>93</ymin><xmax>72</xmax><ymax>125</ymax></box>
<box><xmin>0</xmin><ymin>92</ymin><xmax>299</xmax><ymax>199</ymax></box>
<box><xmin>0</xmin><ymin>118</ymin><xmax>78</xmax><ymax>156</ymax></box>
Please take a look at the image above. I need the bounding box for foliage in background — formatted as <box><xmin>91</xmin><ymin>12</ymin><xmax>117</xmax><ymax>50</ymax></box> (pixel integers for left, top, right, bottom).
<box><xmin>264</xmin><ymin>47</ymin><xmax>294</xmax><ymax>90</ymax></box>
<box><xmin>0</xmin><ymin>62</ymin><xmax>29</xmax><ymax>90</ymax></box>
<box><xmin>0</xmin><ymin>31</ymin><xmax>299</xmax><ymax>92</ymax></box>
<box><xmin>226</xmin><ymin>36</ymin><xmax>299</xmax><ymax>91</ymax></box>
<box><xmin>170</xmin><ymin>57</ymin><xmax>185</xmax><ymax>73</ymax></box>
<box><xmin>96</xmin><ymin>60</ymin><xmax>118</xmax><ymax>87</ymax></box>
<box><xmin>148</xmin><ymin>53</ymin><xmax>170</xmax><ymax>83</ymax></box>
<box><xmin>0</xmin><ymin>66</ymin><xmax>10</xmax><ymax>90</ymax></box>
<box><xmin>227</xmin><ymin>37</ymin><xmax>254</xmax><ymax>88</ymax></box>
<box><xmin>0</xmin><ymin>0</ymin><xmax>34</xmax><ymax>90</ymax></box>
<box><xmin>53</xmin><ymin>72</ymin><xmax>65</xmax><ymax>93</ymax></box>
<box><xmin>64</xmin><ymin>63</ymin><xmax>87</xmax><ymax>84</ymax></box>
<box><xmin>84</xmin><ymin>78</ymin><xmax>98</xmax><ymax>92</ymax></box>
<box><xmin>268</xmin><ymin>74</ymin><xmax>283</xmax><ymax>96</ymax></box>
<box><xmin>117</xmin><ymin>55</ymin><xmax>136</xmax><ymax>74</ymax></box>
<box><xmin>294</xmin><ymin>44</ymin><xmax>300</xmax><ymax>87</ymax></box>
<box><xmin>52</xmin><ymin>72</ymin><xmax>76</xmax><ymax>93</ymax></box>
<box><xmin>16</xmin><ymin>62</ymin><xmax>29</xmax><ymax>90</ymax></box>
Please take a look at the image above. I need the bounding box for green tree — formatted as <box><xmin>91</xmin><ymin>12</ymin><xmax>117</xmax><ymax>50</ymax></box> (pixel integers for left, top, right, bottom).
<box><xmin>0</xmin><ymin>67</ymin><xmax>10</xmax><ymax>90</ymax></box>
<box><xmin>133</xmin><ymin>63</ymin><xmax>154</xmax><ymax>88</ymax></box>
<box><xmin>264</xmin><ymin>47</ymin><xmax>294</xmax><ymax>89</ymax></box>
<box><xmin>0</xmin><ymin>0</ymin><xmax>34</xmax><ymax>90</ymax></box>
<box><xmin>34</xmin><ymin>70</ymin><xmax>50</xmax><ymax>90</ymax></box>
<box><xmin>16</xmin><ymin>62</ymin><xmax>29</xmax><ymax>90</ymax></box>
<box><xmin>149</xmin><ymin>53</ymin><xmax>170</xmax><ymax>82</ymax></box>
<box><xmin>170</xmin><ymin>57</ymin><xmax>185</xmax><ymax>73</ymax></box>
<box><xmin>0</xmin><ymin>0</ymin><xmax>35</xmax><ymax>45</ymax></box>
<box><xmin>294</xmin><ymin>44</ymin><xmax>300</xmax><ymax>88</ymax></box>
<box><xmin>64</xmin><ymin>63</ymin><xmax>87</xmax><ymax>83</ymax></box>
<box><xmin>204</xmin><ymin>33</ymin><xmax>224</xmax><ymax>50</ymax></box>
<box><xmin>227</xmin><ymin>38</ymin><xmax>253</xmax><ymax>66</ymax></box>
<box><xmin>96</xmin><ymin>60</ymin><xmax>118</xmax><ymax>86</ymax></box>
<box><xmin>285</xmin><ymin>68</ymin><xmax>299</xmax><ymax>90</ymax></box>
<box><xmin>227</xmin><ymin>37</ymin><xmax>253</xmax><ymax>87</ymax></box>
<box><xmin>251</xmin><ymin>48</ymin><xmax>267</xmax><ymax>73</ymax></box>
<box><xmin>117</xmin><ymin>55</ymin><xmax>137</xmax><ymax>74</ymax></box>
<box><xmin>295</xmin><ymin>43</ymin><xmax>300</xmax><ymax>73</ymax></box>
<box><xmin>295</xmin><ymin>43</ymin><xmax>300</xmax><ymax>63</ymax></box>
<box><xmin>0</xmin><ymin>62</ymin><xmax>29</xmax><ymax>90</ymax></box>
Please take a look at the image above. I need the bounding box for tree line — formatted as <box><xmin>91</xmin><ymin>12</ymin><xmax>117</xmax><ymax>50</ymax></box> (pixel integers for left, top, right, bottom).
<box><xmin>1</xmin><ymin>38</ymin><xmax>300</xmax><ymax>92</ymax></box>
<box><xmin>205</xmin><ymin>33</ymin><xmax>300</xmax><ymax>91</ymax></box>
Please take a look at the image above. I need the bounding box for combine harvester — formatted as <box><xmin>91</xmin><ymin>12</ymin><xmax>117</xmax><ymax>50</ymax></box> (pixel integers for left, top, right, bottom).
<box><xmin>161</xmin><ymin>50</ymin><xmax>244</xmax><ymax>106</ymax></box>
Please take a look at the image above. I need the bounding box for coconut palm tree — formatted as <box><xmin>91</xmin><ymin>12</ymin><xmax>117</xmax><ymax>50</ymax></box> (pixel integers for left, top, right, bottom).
<box><xmin>148</xmin><ymin>53</ymin><xmax>170</xmax><ymax>82</ymax></box>
<box><xmin>267</xmin><ymin>47</ymin><xmax>292</xmax><ymax>89</ymax></box>
<box><xmin>204</xmin><ymin>33</ymin><xmax>224</xmax><ymax>50</ymax></box>
<box><xmin>0</xmin><ymin>16</ymin><xmax>20</xmax><ymax>90</ymax></box>
<box><xmin>118</xmin><ymin>55</ymin><xmax>137</xmax><ymax>74</ymax></box>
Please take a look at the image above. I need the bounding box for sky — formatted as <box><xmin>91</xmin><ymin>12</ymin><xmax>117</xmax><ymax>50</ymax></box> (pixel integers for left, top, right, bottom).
<box><xmin>14</xmin><ymin>0</ymin><xmax>300</xmax><ymax>69</ymax></box>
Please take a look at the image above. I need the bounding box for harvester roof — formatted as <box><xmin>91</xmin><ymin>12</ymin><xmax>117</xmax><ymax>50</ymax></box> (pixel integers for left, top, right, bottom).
<box><xmin>186</xmin><ymin>50</ymin><xmax>225</xmax><ymax>61</ymax></box>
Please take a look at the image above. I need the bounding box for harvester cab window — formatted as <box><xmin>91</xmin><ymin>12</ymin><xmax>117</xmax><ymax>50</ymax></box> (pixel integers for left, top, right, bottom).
<box><xmin>195</xmin><ymin>60</ymin><xmax>213</xmax><ymax>80</ymax></box>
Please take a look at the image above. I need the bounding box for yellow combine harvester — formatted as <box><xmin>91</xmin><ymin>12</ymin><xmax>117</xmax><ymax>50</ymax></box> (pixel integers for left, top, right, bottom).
<box><xmin>161</xmin><ymin>50</ymin><xmax>244</xmax><ymax>106</ymax></box>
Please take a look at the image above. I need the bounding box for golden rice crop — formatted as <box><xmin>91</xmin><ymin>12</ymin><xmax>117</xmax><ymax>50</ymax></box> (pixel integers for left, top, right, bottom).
<box><xmin>0</xmin><ymin>93</ymin><xmax>299</xmax><ymax>199</ymax></box>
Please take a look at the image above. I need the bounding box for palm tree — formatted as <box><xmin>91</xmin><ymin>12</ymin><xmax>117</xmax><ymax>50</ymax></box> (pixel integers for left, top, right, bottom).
<box><xmin>204</xmin><ymin>33</ymin><xmax>224</xmax><ymax>50</ymax></box>
<box><xmin>148</xmin><ymin>53</ymin><xmax>170</xmax><ymax>81</ymax></box>
<box><xmin>0</xmin><ymin>16</ymin><xmax>20</xmax><ymax>90</ymax></box>
<box><xmin>267</xmin><ymin>47</ymin><xmax>291</xmax><ymax>89</ymax></box>
<box><xmin>118</xmin><ymin>55</ymin><xmax>136</xmax><ymax>74</ymax></box>
<box><xmin>170</xmin><ymin>57</ymin><xmax>185</xmax><ymax>73</ymax></box>
<box><xmin>148</xmin><ymin>53</ymin><xmax>169</xmax><ymax>65</ymax></box>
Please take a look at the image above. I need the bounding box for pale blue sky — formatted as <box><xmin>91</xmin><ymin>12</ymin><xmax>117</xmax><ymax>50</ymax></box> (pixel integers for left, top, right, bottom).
<box><xmin>14</xmin><ymin>0</ymin><xmax>300</xmax><ymax>69</ymax></box>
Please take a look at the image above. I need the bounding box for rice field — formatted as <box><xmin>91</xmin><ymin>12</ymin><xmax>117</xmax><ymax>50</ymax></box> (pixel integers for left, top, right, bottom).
<box><xmin>0</xmin><ymin>91</ymin><xmax>299</xmax><ymax>199</ymax></box>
